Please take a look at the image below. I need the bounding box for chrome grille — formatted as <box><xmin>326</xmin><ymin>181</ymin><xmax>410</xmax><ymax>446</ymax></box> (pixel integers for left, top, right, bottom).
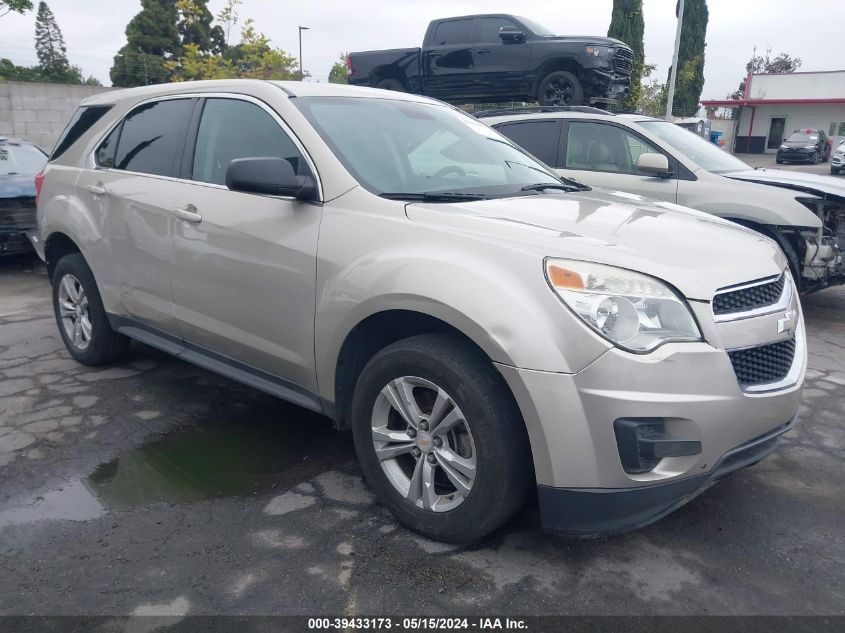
<box><xmin>713</xmin><ymin>275</ymin><xmax>785</xmax><ymax>316</ymax></box>
<box><xmin>614</xmin><ymin>48</ymin><xmax>634</xmax><ymax>75</ymax></box>
<box><xmin>0</xmin><ymin>197</ymin><xmax>37</xmax><ymax>229</ymax></box>
<box><xmin>728</xmin><ymin>338</ymin><xmax>796</xmax><ymax>387</ymax></box>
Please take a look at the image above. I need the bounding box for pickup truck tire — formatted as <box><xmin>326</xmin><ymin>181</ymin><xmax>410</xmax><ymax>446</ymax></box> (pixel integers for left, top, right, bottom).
<box><xmin>350</xmin><ymin>333</ymin><xmax>532</xmax><ymax>543</ymax></box>
<box><xmin>51</xmin><ymin>253</ymin><xmax>131</xmax><ymax>366</ymax></box>
<box><xmin>375</xmin><ymin>78</ymin><xmax>406</xmax><ymax>92</ymax></box>
<box><xmin>538</xmin><ymin>71</ymin><xmax>584</xmax><ymax>106</ymax></box>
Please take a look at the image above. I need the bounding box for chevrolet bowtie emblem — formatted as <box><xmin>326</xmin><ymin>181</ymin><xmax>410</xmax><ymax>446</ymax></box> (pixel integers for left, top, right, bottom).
<box><xmin>778</xmin><ymin>310</ymin><xmax>798</xmax><ymax>335</ymax></box>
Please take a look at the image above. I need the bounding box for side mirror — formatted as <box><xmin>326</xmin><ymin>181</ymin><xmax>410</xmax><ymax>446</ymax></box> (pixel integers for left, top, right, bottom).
<box><xmin>839</xmin><ymin>140</ymin><xmax>845</xmax><ymax>146</ymax></box>
<box><xmin>498</xmin><ymin>26</ymin><xmax>525</xmax><ymax>42</ymax></box>
<box><xmin>225</xmin><ymin>157</ymin><xmax>315</xmax><ymax>200</ymax></box>
<box><xmin>636</xmin><ymin>153</ymin><xmax>672</xmax><ymax>178</ymax></box>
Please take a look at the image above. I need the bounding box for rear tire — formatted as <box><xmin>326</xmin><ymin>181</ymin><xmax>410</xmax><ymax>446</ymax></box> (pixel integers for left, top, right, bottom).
<box><xmin>375</xmin><ymin>78</ymin><xmax>406</xmax><ymax>92</ymax></box>
<box><xmin>51</xmin><ymin>253</ymin><xmax>130</xmax><ymax>366</ymax></box>
<box><xmin>538</xmin><ymin>71</ymin><xmax>584</xmax><ymax>106</ymax></box>
<box><xmin>350</xmin><ymin>333</ymin><xmax>532</xmax><ymax>543</ymax></box>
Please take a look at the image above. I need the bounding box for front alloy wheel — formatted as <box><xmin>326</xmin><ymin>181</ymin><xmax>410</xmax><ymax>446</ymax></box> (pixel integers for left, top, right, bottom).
<box><xmin>371</xmin><ymin>376</ymin><xmax>476</xmax><ymax>512</ymax></box>
<box><xmin>57</xmin><ymin>273</ymin><xmax>92</xmax><ymax>350</ymax></box>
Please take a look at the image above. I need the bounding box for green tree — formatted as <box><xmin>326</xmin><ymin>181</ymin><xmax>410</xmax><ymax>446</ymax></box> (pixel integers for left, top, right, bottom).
<box><xmin>0</xmin><ymin>57</ymin><xmax>40</xmax><ymax>80</ymax></box>
<box><xmin>225</xmin><ymin>19</ymin><xmax>298</xmax><ymax>80</ymax></box>
<box><xmin>176</xmin><ymin>0</ymin><xmax>224</xmax><ymax>53</ymax></box>
<box><xmin>667</xmin><ymin>0</ymin><xmax>708</xmax><ymax>116</ymax></box>
<box><xmin>1</xmin><ymin>0</ymin><xmax>33</xmax><ymax>17</ymax></box>
<box><xmin>607</xmin><ymin>0</ymin><xmax>644</xmax><ymax>111</ymax></box>
<box><xmin>215</xmin><ymin>0</ymin><xmax>241</xmax><ymax>45</ymax></box>
<box><xmin>34</xmin><ymin>1</ymin><xmax>72</xmax><ymax>81</ymax></box>
<box><xmin>728</xmin><ymin>47</ymin><xmax>801</xmax><ymax>99</ymax></box>
<box><xmin>110</xmin><ymin>0</ymin><xmax>181</xmax><ymax>87</ymax></box>
<box><xmin>328</xmin><ymin>53</ymin><xmax>347</xmax><ymax>84</ymax></box>
<box><xmin>637</xmin><ymin>63</ymin><xmax>666</xmax><ymax>116</ymax></box>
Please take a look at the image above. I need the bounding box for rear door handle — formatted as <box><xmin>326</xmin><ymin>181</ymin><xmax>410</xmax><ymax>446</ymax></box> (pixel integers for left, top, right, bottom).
<box><xmin>171</xmin><ymin>204</ymin><xmax>202</xmax><ymax>223</ymax></box>
<box><xmin>476</xmin><ymin>49</ymin><xmax>492</xmax><ymax>55</ymax></box>
<box><xmin>85</xmin><ymin>184</ymin><xmax>106</xmax><ymax>196</ymax></box>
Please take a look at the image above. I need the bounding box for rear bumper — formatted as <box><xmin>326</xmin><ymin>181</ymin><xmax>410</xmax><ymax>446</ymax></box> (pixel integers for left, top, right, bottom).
<box><xmin>537</xmin><ymin>416</ymin><xmax>795</xmax><ymax>537</ymax></box>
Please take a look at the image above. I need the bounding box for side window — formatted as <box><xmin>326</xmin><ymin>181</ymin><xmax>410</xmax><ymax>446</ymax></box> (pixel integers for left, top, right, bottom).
<box><xmin>432</xmin><ymin>19</ymin><xmax>476</xmax><ymax>45</ymax></box>
<box><xmin>191</xmin><ymin>98</ymin><xmax>304</xmax><ymax>187</ymax></box>
<box><xmin>479</xmin><ymin>17</ymin><xmax>519</xmax><ymax>43</ymax></box>
<box><xmin>565</xmin><ymin>121</ymin><xmax>664</xmax><ymax>175</ymax></box>
<box><xmin>96</xmin><ymin>124</ymin><xmax>121</xmax><ymax>168</ymax></box>
<box><xmin>496</xmin><ymin>121</ymin><xmax>560</xmax><ymax>166</ymax></box>
<box><xmin>113</xmin><ymin>99</ymin><xmax>194</xmax><ymax>177</ymax></box>
<box><xmin>50</xmin><ymin>105</ymin><xmax>112</xmax><ymax>161</ymax></box>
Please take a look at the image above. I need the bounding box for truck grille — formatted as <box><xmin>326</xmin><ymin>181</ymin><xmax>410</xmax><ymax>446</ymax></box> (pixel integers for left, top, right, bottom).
<box><xmin>713</xmin><ymin>275</ymin><xmax>785</xmax><ymax>316</ymax></box>
<box><xmin>614</xmin><ymin>48</ymin><xmax>634</xmax><ymax>75</ymax></box>
<box><xmin>0</xmin><ymin>197</ymin><xmax>37</xmax><ymax>229</ymax></box>
<box><xmin>728</xmin><ymin>338</ymin><xmax>796</xmax><ymax>387</ymax></box>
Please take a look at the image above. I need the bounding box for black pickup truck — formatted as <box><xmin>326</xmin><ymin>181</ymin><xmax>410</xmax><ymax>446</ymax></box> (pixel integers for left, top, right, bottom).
<box><xmin>346</xmin><ymin>14</ymin><xmax>634</xmax><ymax>106</ymax></box>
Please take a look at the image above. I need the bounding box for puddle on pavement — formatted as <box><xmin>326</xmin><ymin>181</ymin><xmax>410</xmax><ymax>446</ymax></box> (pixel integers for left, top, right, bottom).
<box><xmin>86</xmin><ymin>407</ymin><xmax>354</xmax><ymax>509</ymax></box>
<box><xmin>0</xmin><ymin>480</ymin><xmax>105</xmax><ymax>528</ymax></box>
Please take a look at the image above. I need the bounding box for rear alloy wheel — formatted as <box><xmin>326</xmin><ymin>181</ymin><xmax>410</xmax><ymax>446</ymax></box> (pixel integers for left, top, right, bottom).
<box><xmin>538</xmin><ymin>71</ymin><xmax>584</xmax><ymax>106</ymax></box>
<box><xmin>813</xmin><ymin>151</ymin><xmax>821</xmax><ymax>164</ymax></box>
<box><xmin>51</xmin><ymin>253</ymin><xmax>130</xmax><ymax>365</ymax></box>
<box><xmin>351</xmin><ymin>333</ymin><xmax>532</xmax><ymax>542</ymax></box>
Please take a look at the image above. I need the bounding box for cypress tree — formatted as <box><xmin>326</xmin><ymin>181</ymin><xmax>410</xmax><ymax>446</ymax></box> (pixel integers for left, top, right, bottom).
<box><xmin>34</xmin><ymin>1</ymin><xmax>71</xmax><ymax>81</ymax></box>
<box><xmin>607</xmin><ymin>0</ymin><xmax>644</xmax><ymax>111</ymax></box>
<box><xmin>667</xmin><ymin>0</ymin><xmax>709</xmax><ymax>116</ymax></box>
<box><xmin>176</xmin><ymin>0</ymin><xmax>225</xmax><ymax>53</ymax></box>
<box><xmin>110</xmin><ymin>0</ymin><xmax>181</xmax><ymax>87</ymax></box>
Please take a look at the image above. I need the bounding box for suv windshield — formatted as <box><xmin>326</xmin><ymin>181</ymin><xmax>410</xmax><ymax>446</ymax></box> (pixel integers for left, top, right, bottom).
<box><xmin>785</xmin><ymin>132</ymin><xmax>818</xmax><ymax>143</ymax></box>
<box><xmin>0</xmin><ymin>142</ymin><xmax>47</xmax><ymax>176</ymax></box>
<box><xmin>637</xmin><ymin>120</ymin><xmax>750</xmax><ymax>174</ymax></box>
<box><xmin>293</xmin><ymin>96</ymin><xmax>571</xmax><ymax>199</ymax></box>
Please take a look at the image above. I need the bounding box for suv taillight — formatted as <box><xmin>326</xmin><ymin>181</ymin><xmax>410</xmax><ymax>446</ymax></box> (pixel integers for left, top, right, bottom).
<box><xmin>345</xmin><ymin>56</ymin><xmax>353</xmax><ymax>77</ymax></box>
<box><xmin>35</xmin><ymin>171</ymin><xmax>45</xmax><ymax>205</ymax></box>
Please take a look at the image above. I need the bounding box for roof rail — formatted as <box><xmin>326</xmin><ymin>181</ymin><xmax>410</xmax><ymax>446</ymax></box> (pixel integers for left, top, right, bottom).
<box><xmin>473</xmin><ymin>105</ymin><xmax>614</xmax><ymax>118</ymax></box>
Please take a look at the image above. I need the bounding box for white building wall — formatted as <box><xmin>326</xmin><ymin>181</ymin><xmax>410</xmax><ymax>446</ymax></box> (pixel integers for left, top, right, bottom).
<box><xmin>736</xmin><ymin>103</ymin><xmax>845</xmax><ymax>152</ymax></box>
<box><xmin>748</xmin><ymin>71</ymin><xmax>845</xmax><ymax>100</ymax></box>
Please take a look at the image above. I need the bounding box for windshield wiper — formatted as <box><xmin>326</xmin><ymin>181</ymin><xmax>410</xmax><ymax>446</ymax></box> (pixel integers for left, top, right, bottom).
<box><xmin>520</xmin><ymin>182</ymin><xmax>582</xmax><ymax>193</ymax></box>
<box><xmin>379</xmin><ymin>192</ymin><xmax>488</xmax><ymax>202</ymax></box>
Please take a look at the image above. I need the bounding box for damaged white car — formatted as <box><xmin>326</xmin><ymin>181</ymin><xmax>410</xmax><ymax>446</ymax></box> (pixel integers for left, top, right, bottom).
<box><xmin>482</xmin><ymin>108</ymin><xmax>845</xmax><ymax>293</ymax></box>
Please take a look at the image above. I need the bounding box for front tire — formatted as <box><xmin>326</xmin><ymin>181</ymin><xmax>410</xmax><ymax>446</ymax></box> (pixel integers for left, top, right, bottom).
<box><xmin>812</xmin><ymin>151</ymin><xmax>821</xmax><ymax>164</ymax></box>
<box><xmin>832</xmin><ymin>167</ymin><xmax>840</xmax><ymax>175</ymax></box>
<box><xmin>350</xmin><ymin>333</ymin><xmax>532</xmax><ymax>543</ymax></box>
<box><xmin>538</xmin><ymin>71</ymin><xmax>584</xmax><ymax>106</ymax></box>
<box><xmin>52</xmin><ymin>253</ymin><xmax>130</xmax><ymax>366</ymax></box>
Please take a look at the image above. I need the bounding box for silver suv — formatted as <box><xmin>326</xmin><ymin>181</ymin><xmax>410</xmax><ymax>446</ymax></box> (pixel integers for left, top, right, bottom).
<box><xmin>34</xmin><ymin>81</ymin><xmax>806</xmax><ymax>542</ymax></box>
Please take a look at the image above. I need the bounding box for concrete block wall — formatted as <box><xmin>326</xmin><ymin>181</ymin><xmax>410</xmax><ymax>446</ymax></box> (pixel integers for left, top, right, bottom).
<box><xmin>0</xmin><ymin>81</ymin><xmax>115</xmax><ymax>152</ymax></box>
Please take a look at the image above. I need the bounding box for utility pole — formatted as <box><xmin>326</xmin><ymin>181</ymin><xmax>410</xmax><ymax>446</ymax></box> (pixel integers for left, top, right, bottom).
<box><xmin>298</xmin><ymin>26</ymin><xmax>309</xmax><ymax>81</ymax></box>
<box><xmin>665</xmin><ymin>0</ymin><xmax>684</xmax><ymax>121</ymax></box>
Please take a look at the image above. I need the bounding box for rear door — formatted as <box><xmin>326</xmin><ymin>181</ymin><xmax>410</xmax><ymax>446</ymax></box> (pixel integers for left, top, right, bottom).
<box><xmin>168</xmin><ymin>96</ymin><xmax>322</xmax><ymax>393</ymax></box>
<box><xmin>77</xmin><ymin>97</ymin><xmax>195</xmax><ymax>331</ymax></box>
<box><xmin>558</xmin><ymin>119</ymin><xmax>679</xmax><ymax>203</ymax></box>
<box><xmin>422</xmin><ymin>18</ymin><xmax>478</xmax><ymax>100</ymax></box>
<box><xmin>473</xmin><ymin>17</ymin><xmax>532</xmax><ymax>99</ymax></box>
<box><xmin>494</xmin><ymin>119</ymin><xmax>562</xmax><ymax>167</ymax></box>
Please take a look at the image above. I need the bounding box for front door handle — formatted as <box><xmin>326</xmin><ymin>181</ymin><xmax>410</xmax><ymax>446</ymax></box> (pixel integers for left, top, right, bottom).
<box><xmin>85</xmin><ymin>184</ymin><xmax>106</xmax><ymax>197</ymax></box>
<box><xmin>172</xmin><ymin>204</ymin><xmax>202</xmax><ymax>223</ymax></box>
<box><xmin>476</xmin><ymin>48</ymin><xmax>492</xmax><ymax>55</ymax></box>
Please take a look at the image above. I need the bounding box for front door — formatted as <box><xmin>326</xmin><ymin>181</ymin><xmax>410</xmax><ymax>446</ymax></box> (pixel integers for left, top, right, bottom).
<box><xmin>557</xmin><ymin>120</ymin><xmax>679</xmax><ymax>203</ymax></box>
<box><xmin>169</xmin><ymin>97</ymin><xmax>322</xmax><ymax>392</ymax></box>
<box><xmin>473</xmin><ymin>17</ymin><xmax>531</xmax><ymax>99</ymax></box>
<box><xmin>767</xmin><ymin>117</ymin><xmax>786</xmax><ymax>150</ymax></box>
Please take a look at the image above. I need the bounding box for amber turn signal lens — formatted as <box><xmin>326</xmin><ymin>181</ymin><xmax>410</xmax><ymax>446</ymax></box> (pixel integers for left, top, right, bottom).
<box><xmin>547</xmin><ymin>265</ymin><xmax>585</xmax><ymax>289</ymax></box>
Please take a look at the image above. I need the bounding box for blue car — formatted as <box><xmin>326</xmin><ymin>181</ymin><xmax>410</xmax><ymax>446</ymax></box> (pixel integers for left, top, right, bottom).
<box><xmin>0</xmin><ymin>137</ymin><xmax>48</xmax><ymax>255</ymax></box>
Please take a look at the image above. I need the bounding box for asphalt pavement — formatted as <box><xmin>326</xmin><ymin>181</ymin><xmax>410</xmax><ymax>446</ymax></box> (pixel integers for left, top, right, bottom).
<box><xmin>0</xmin><ymin>254</ymin><xmax>843</xmax><ymax>617</ymax></box>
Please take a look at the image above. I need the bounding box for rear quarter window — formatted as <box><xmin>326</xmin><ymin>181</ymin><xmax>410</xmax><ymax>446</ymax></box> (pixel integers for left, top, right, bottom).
<box><xmin>50</xmin><ymin>105</ymin><xmax>112</xmax><ymax>161</ymax></box>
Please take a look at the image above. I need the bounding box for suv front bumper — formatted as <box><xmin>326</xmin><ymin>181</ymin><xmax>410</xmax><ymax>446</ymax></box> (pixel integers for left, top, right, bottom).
<box><xmin>496</xmin><ymin>322</ymin><xmax>805</xmax><ymax>537</ymax></box>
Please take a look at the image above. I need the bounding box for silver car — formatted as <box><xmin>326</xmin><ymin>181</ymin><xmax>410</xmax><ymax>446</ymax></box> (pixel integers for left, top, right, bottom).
<box><xmin>34</xmin><ymin>81</ymin><xmax>805</xmax><ymax>542</ymax></box>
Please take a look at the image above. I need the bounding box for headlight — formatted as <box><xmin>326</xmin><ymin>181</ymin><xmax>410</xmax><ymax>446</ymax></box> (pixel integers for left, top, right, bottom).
<box><xmin>803</xmin><ymin>145</ymin><xmax>816</xmax><ymax>150</ymax></box>
<box><xmin>779</xmin><ymin>145</ymin><xmax>788</xmax><ymax>150</ymax></box>
<box><xmin>585</xmin><ymin>45</ymin><xmax>612</xmax><ymax>56</ymax></box>
<box><xmin>544</xmin><ymin>259</ymin><xmax>701</xmax><ymax>353</ymax></box>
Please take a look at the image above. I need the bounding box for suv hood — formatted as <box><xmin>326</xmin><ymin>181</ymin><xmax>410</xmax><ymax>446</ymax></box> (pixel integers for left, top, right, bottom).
<box><xmin>724</xmin><ymin>169</ymin><xmax>845</xmax><ymax>205</ymax></box>
<box><xmin>542</xmin><ymin>35</ymin><xmax>627</xmax><ymax>47</ymax></box>
<box><xmin>406</xmin><ymin>189</ymin><xmax>785</xmax><ymax>301</ymax></box>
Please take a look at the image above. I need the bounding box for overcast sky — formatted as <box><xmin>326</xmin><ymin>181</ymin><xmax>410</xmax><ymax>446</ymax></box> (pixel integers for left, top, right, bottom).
<box><xmin>1</xmin><ymin>0</ymin><xmax>842</xmax><ymax>99</ymax></box>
